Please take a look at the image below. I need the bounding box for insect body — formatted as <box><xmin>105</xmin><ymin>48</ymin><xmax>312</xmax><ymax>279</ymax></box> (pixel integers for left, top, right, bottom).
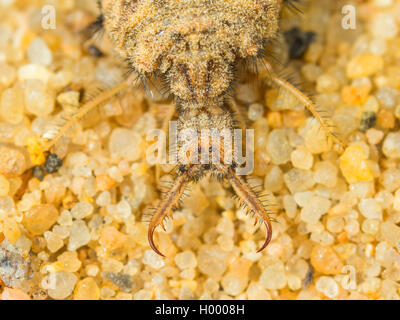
<box><xmin>37</xmin><ymin>0</ymin><xmax>340</xmax><ymax>257</ymax></box>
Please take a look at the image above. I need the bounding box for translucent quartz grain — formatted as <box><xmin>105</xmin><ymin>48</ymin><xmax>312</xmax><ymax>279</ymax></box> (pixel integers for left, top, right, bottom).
<box><xmin>52</xmin><ymin>225</ymin><xmax>70</xmax><ymax>239</ymax></box>
<box><xmin>326</xmin><ymin>216</ymin><xmax>345</xmax><ymax>233</ymax></box>
<box><xmin>248</xmin><ymin>103</ymin><xmax>264</xmax><ymax>121</ymax></box>
<box><xmin>295</xmin><ymin>192</ymin><xmax>314</xmax><ymax>209</ymax></box>
<box><xmin>363</xmin><ymin>96</ymin><xmax>380</xmax><ymax>114</ymax></box>
<box><xmin>369</xmin><ymin>37</ymin><xmax>387</xmax><ymax>55</ymax></box>
<box><xmin>361</xmin><ymin>219</ymin><xmax>380</xmax><ymax>235</ymax></box>
<box><xmin>291</xmin><ymin>146</ymin><xmax>314</xmax><ymax>171</ymax></box>
<box><xmin>174</xmin><ymin>251</ymin><xmax>197</xmax><ymax>270</ymax></box>
<box><xmin>74</xmin><ymin>277</ymin><xmax>100</xmax><ymax>300</ymax></box>
<box><xmin>345</xmin><ymin>219</ymin><xmax>360</xmax><ymax>236</ymax></box>
<box><xmin>0</xmin><ymin>86</ymin><xmax>24</xmax><ymax>124</ymax></box>
<box><xmin>68</xmin><ymin>220</ymin><xmax>90</xmax><ymax>251</ymax></box>
<box><xmin>366</xmin><ymin>128</ymin><xmax>384</xmax><ymax>145</ymax></box>
<box><xmin>3</xmin><ymin>218</ymin><xmax>21</xmax><ymax>243</ymax></box>
<box><xmin>18</xmin><ymin>190</ymin><xmax>41</xmax><ymax>212</ymax></box>
<box><xmin>86</xmin><ymin>265</ymin><xmax>100</xmax><ymax>277</ymax></box>
<box><xmin>107</xmin><ymin>200</ymin><xmax>131</xmax><ymax>222</ymax></box>
<box><xmin>284</xmin><ymin>168</ymin><xmax>315</xmax><ymax>194</ymax></box>
<box><xmin>96</xmin><ymin>175</ymin><xmax>115</xmax><ymax>192</ymax></box>
<box><xmin>204</xmin><ymin>278</ymin><xmax>219</xmax><ymax>293</ymax></box>
<box><xmin>179</xmin><ymin>286</ymin><xmax>195</xmax><ymax>300</ymax></box>
<box><xmin>374</xmin><ymin>191</ymin><xmax>393</xmax><ymax>211</ymax></box>
<box><xmin>71</xmin><ymin>202</ymin><xmax>93</xmax><ymax>219</ymax></box>
<box><xmin>310</xmin><ymin>245</ymin><xmax>343</xmax><ymax>275</ymax></box>
<box><xmin>0</xmin><ymin>145</ymin><xmax>26</xmax><ymax>177</ymax></box>
<box><xmin>361</xmin><ymin>277</ymin><xmax>381</xmax><ymax>294</ymax></box>
<box><xmin>347</xmin><ymin>54</ymin><xmax>384</xmax><ymax>78</ymax></box>
<box><xmin>216</xmin><ymin>217</ymin><xmax>234</xmax><ymax>237</ymax></box>
<box><xmin>350</xmin><ymin>181</ymin><xmax>375</xmax><ymax>199</ymax></box>
<box><xmin>315</xmin><ymin>276</ymin><xmax>339</xmax><ymax>298</ymax></box>
<box><xmin>49</xmin><ymin>70</ymin><xmax>73</xmax><ymax>91</ymax></box>
<box><xmin>287</xmin><ymin>274</ymin><xmax>302</xmax><ymax>291</ymax></box>
<box><xmin>380</xmin><ymin>168</ymin><xmax>400</xmax><ymax>193</ymax></box>
<box><xmin>23</xmin><ymin>204</ymin><xmax>59</xmax><ymax>235</ymax></box>
<box><xmin>143</xmin><ymin>250</ymin><xmax>165</xmax><ymax>270</ymax></box>
<box><xmin>316</xmin><ymin>74</ymin><xmax>340</xmax><ymax>93</ymax></box>
<box><xmin>382</xmin><ymin>132</ymin><xmax>400</xmax><ymax>158</ymax></box>
<box><xmin>313</xmin><ymin>161</ymin><xmax>338</xmax><ymax>188</ymax></box>
<box><xmin>18</xmin><ymin>64</ymin><xmax>52</xmax><ymax>84</ymax></box>
<box><xmin>340</xmin><ymin>145</ymin><xmax>373</xmax><ymax>184</ymax></box>
<box><xmin>301</xmin><ymin>63</ymin><xmax>322</xmax><ymax>82</ymax></box>
<box><xmin>180</xmin><ymin>268</ymin><xmax>196</xmax><ymax>280</ymax></box>
<box><xmin>27</xmin><ymin>38</ymin><xmax>53</xmax><ymax>66</ymax></box>
<box><xmin>267</xmin><ymin>129</ymin><xmax>292</xmax><ymax>165</ymax></box>
<box><xmin>198</xmin><ymin>246</ymin><xmax>228</xmax><ymax>278</ymax></box>
<box><xmin>333</xmin><ymin>112</ymin><xmax>359</xmax><ymax>139</ymax></box>
<box><xmin>44</xmin><ymin>231</ymin><xmax>63</xmax><ymax>253</ymax></box>
<box><xmin>342</xmin><ymin>84</ymin><xmax>371</xmax><ymax>105</ymax></box>
<box><xmin>221</xmin><ymin>273</ymin><xmax>248</xmax><ymax>296</ymax></box>
<box><xmin>358</xmin><ymin>198</ymin><xmax>383</xmax><ymax>220</ymax></box>
<box><xmin>1</xmin><ymin>288</ymin><xmax>31</xmax><ymax>300</ymax></box>
<box><xmin>373</xmin><ymin>0</ymin><xmax>393</xmax><ymax>8</ymax></box>
<box><xmin>57</xmin><ymin>210</ymin><xmax>73</xmax><ymax>226</ymax></box>
<box><xmin>44</xmin><ymin>179</ymin><xmax>66</xmax><ymax>204</ymax></box>
<box><xmin>46</xmin><ymin>272</ymin><xmax>77</xmax><ymax>300</ymax></box>
<box><xmin>283</xmin><ymin>195</ymin><xmax>297</xmax><ymax>219</ymax></box>
<box><xmin>134</xmin><ymin>290</ymin><xmax>153</xmax><ymax>300</ymax></box>
<box><xmin>264</xmin><ymin>166</ymin><xmax>283</xmax><ymax>193</ymax></box>
<box><xmin>253</xmin><ymin>117</ymin><xmax>269</xmax><ymax>145</ymax></box>
<box><xmin>365</xmin><ymin>263</ymin><xmax>381</xmax><ymax>279</ymax></box>
<box><xmin>370</xmin><ymin>13</ymin><xmax>398</xmax><ymax>39</ymax></box>
<box><xmin>23</xmin><ymin>79</ymin><xmax>55</xmax><ymax>117</ymax></box>
<box><xmin>108</xmin><ymin>128</ymin><xmax>143</xmax><ymax>162</ymax></box>
<box><xmin>376</xmin><ymin>87</ymin><xmax>399</xmax><ymax>108</ymax></box>
<box><xmin>300</xmin><ymin>195</ymin><xmax>331</xmax><ymax>224</ymax></box>
<box><xmin>0</xmin><ymin>174</ymin><xmax>10</xmax><ymax>196</ymax></box>
<box><xmin>247</xmin><ymin>282</ymin><xmax>271</xmax><ymax>300</ymax></box>
<box><xmin>15</xmin><ymin>235</ymin><xmax>32</xmax><ymax>256</ymax></box>
<box><xmin>380</xmin><ymin>221</ymin><xmax>400</xmax><ymax>247</ymax></box>
<box><xmin>96</xmin><ymin>191</ymin><xmax>111</xmax><ymax>206</ymax></box>
<box><xmin>56</xmin><ymin>91</ymin><xmax>80</xmax><ymax>109</ymax></box>
<box><xmin>108</xmin><ymin>166</ymin><xmax>124</xmax><ymax>183</ymax></box>
<box><xmin>393</xmin><ymin>189</ymin><xmax>400</xmax><ymax>211</ymax></box>
<box><xmin>99</xmin><ymin>226</ymin><xmax>127</xmax><ymax>250</ymax></box>
<box><xmin>100</xmin><ymin>287</ymin><xmax>116</xmax><ymax>300</ymax></box>
<box><xmin>259</xmin><ymin>262</ymin><xmax>287</xmax><ymax>290</ymax></box>
<box><xmin>0</xmin><ymin>62</ymin><xmax>16</xmax><ymax>87</ymax></box>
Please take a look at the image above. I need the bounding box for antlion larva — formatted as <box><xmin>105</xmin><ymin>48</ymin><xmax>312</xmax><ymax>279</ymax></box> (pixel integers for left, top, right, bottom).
<box><xmin>37</xmin><ymin>0</ymin><xmax>342</xmax><ymax>257</ymax></box>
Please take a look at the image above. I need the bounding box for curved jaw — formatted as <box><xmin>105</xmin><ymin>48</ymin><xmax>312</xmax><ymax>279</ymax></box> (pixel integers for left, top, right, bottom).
<box><xmin>147</xmin><ymin>165</ymin><xmax>274</xmax><ymax>257</ymax></box>
<box><xmin>148</xmin><ymin>173</ymin><xmax>191</xmax><ymax>257</ymax></box>
<box><xmin>227</xmin><ymin>166</ymin><xmax>273</xmax><ymax>252</ymax></box>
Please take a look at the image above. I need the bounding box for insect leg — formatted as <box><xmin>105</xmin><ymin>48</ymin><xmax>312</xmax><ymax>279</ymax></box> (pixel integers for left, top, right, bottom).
<box><xmin>40</xmin><ymin>81</ymin><xmax>131</xmax><ymax>155</ymax></box>
<box><xmin>265</xmin><ymin>63</ymin><xmax>344</xmax><ymax>149</ymax></box>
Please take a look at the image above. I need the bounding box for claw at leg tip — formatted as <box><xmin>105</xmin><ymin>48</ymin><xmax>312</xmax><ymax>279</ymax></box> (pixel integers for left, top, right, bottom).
<box><xmin>256</xmin><ymin>221</ymin><xmax>273</xmax><ymax>253</ymax></box>
<box><xmin>148</xmin><ymin>227</ymin><xmax>166</xmax><ymax>258</ymax></box>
